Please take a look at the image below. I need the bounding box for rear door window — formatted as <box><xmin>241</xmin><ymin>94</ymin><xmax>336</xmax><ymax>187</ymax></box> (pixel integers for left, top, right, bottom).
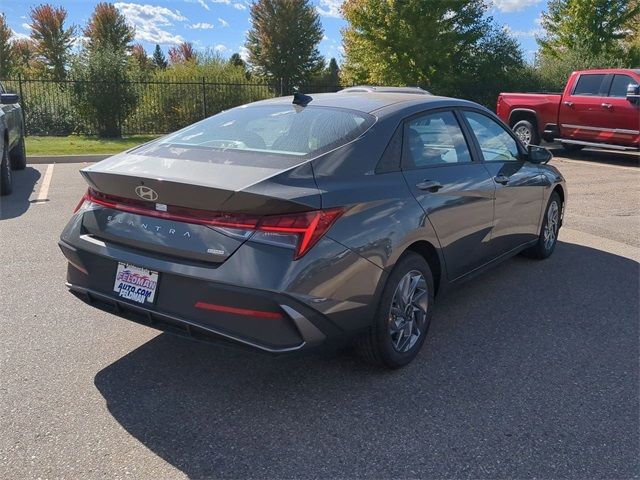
<box><xmin>402</xmin><ymin>111</ymin><xmax>473</xmax><ymax>169</ymax></box>
<box><xmin>572</xmin><ymin>74</ymin><xmax>607</xmax><ymax>96</ymax></box>
<box><xmin>608</xmin><ymin>74</ymin><xmax>636</xmax><ymax>98</ymax></box>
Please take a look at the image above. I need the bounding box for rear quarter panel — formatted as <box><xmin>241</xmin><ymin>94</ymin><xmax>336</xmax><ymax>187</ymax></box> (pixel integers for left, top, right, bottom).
<box><xmin>497</xmin><ymin>93</ymin><xmax>562</xmax><ymax>133</ymax></box>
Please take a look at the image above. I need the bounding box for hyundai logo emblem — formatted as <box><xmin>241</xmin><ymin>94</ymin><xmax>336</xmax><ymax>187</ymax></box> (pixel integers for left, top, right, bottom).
<box><xmin>135</xmin><ymin>185</ymin><xmax>158</xmax><ymax>201</ymax></box>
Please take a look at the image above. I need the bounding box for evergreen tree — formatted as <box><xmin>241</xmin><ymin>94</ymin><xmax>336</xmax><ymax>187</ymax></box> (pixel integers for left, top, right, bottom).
<box><xmin>327</xmin><ymin>57</ymin><xmax>339</xmax><ymax>84</ymax></box>
<box><xmin>0</xmin><ymin>14</ymin><xmax>14</xmax><ymax>78</ymax></box>
<box><xmin>152</xmin><ymin>44</ymin><xmax>168</xmax><ymax>69</ymax></box>
<box><xmin>245</xmin><ymin>0</ymin><xmax>324</xmax><ymax>88</ymax></box>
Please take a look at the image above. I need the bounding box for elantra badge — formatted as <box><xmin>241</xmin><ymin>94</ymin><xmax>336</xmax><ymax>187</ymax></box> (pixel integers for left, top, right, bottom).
<box><xmin>135</xmin><ymin>185</ymin><xmax>158</xmax><ymax>201</ymax></box>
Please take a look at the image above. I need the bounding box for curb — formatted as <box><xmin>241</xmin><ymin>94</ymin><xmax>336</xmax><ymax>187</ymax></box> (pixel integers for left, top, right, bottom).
<box><xmin>27</xmin><ymin>154</ymin><xmax>111</xmax><ymax>165</ymax></box>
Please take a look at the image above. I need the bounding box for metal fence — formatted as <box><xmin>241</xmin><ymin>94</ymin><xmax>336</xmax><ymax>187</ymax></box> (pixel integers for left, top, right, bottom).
<box><xmin>1</xmin><ymin>76</ymin><xmax>346</xmax><ymax>137</ymax></box>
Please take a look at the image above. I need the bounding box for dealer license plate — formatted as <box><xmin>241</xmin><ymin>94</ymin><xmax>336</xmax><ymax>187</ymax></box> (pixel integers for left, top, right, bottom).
<box><xmin>113</xmin><ymin>262</ymin><xmax>159</xmax><ymax>305</ymax></box>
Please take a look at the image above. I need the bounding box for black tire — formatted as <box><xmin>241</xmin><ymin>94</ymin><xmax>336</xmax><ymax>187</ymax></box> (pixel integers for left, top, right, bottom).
<box><xmin>0</xmin><ymin>139</ymin><xmax>13</xmax><ymax>196</ymax></box>
<box><xmin>10</xmin><ymin>135</ymin><xmax>27</xmax><ymax>170</ymax></box>
<box><xmin>561</xmin><ymin>142</ymin><xmax>585</xmax><ymax>152</ymax></box>
<box><xmin>356</xmin><ymin>252</ymin><xmax>435</xmax><ymax>369</ymax></box>
<box><xmin>512</xmin><ymin>119</ymin><xmax>540</xmax><ymax>147</ymax></box>
<box><xmin>522</xmin><ymin>192</ymin><xmax>562</xmax><ymax>260</ymax></box>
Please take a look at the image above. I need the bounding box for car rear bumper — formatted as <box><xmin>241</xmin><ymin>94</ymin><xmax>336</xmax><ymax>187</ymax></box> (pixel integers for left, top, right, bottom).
<box><xmin>59</xmin><ymin>239</ymin><xmax>363</xmax><ymax>353</ymax></box>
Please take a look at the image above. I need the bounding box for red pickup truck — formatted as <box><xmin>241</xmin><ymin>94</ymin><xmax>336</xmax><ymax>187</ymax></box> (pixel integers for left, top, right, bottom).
<box><xmin>497</xmin><ymin>68</ymin><xmax>640</xmax><ymax>152</ymax></box>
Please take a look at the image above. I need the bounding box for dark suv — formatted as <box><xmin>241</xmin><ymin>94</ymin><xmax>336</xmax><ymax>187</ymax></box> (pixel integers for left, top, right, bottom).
<box><xmin>0</xmin><ymin>82</ymin><xmax>27</xmax><ymax>196</ymax></box>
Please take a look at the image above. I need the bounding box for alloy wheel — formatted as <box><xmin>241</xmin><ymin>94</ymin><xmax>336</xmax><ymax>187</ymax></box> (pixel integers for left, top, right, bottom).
<box><xmin>544</xmin><ymin>200</ymin><xmax>559</xmax><ymax>250</ymax></box>
<box><xmin>515</xmin><ymin>125</ymin><xmax>532</xmax><ymax>146</ymax></box>
<box><xmin>388</xmin><ymin>270</ymin><xmax>428</xmax><ymax>353</ymax></box>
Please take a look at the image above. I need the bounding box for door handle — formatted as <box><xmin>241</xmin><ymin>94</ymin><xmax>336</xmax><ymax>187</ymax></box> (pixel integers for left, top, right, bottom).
<box><xmin>494</xmin><ymin>174</ymin><xmax>510</xmax><ymax>185</ymax></box>
<box><xmin>601</xmin><ymin>103</ymin><xmax>613</xmax><ymax>110</ymax></box>
<box><xmin>416</xmin><ymin>180</ymin><xmax>443</xmax><ymax>192</ymax></box>
<box><xmin>563</xmin><ymin>101</ymin><xmax>573</xmax><ymax>107</ymax></box>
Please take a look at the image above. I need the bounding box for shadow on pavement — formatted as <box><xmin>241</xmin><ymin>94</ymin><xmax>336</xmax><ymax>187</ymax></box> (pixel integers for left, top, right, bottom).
<box><xmin>0</xmin><ymin>167</ymin><xmax>41</xmax><ymax>220</ymax></box>
<box><xmin>94</xmin><ymin>241</ymin><xmax>639</xmax><ymax>479</ymax></box>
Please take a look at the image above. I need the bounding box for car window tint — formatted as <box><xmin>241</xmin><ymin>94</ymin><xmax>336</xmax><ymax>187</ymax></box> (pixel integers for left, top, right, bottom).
<box><xmin>609</xmin><ymin>74</ymin><xmax>636</xmax><ymax>98</ymax></box>
<box><xmin>403</xmin><ymin>111</ymin><xmax>472</xmax><ymax>169</ymax></box>
<box><xmin>463</xmin><ymin>111</ymin><xmax>520</xmax><ymax>162</ymax></box>
<box><xmin>572</xmin><ymin>74</ymin><xmax>606</xmax><ymax>96</ymax></box>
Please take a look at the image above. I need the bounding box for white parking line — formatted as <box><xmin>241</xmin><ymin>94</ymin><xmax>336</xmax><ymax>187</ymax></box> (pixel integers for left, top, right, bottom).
<box><xmin>34</xmin><ymin>163</ymin><xmax>54</xmax><ymax>203</ymax></box>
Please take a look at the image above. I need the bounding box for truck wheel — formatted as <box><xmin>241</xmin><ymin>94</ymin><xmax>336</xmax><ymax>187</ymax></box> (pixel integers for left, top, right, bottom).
<box><xmin>513</xmin><ymin>120</ymin><xmax>540</xmax><ymax>147</ymax></box>
<box><xmin>10</xmin><ymin>135</ymin><xmax>27</xmax><ymax>170</ymax></box>
<box><xmin>561</xmin><ymin>142</ymin><xmax>585</xmax><ymax>152</ymax></box>
<box><xmin>0</xmin><ymin>139</ymin><xmax>13</xmax><ymax>196</ymax></box>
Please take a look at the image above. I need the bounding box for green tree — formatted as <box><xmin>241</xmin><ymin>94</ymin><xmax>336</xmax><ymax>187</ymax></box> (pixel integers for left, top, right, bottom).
<box><xmin>537</xmin><ymin>0</ymin><xmax>640</xmax><ymax>60</ymax></box>
<box><xmin>229</xmin><ymin>52</ymin><xmax>245</xmax><ymax>69</ymax></box>
<box><xmin>327</xmin><ymin>57</ymin><xmax>340</xmax><ymax>84</ymax></box>
<box><xmin>83</xmin><ymin>2</ymin><xmax>135</xmax><ymax>53</ymax></box>
<box><xmin>71</xmin><ymin>47</ymin><xmax>140</xmax><ymax>137</ymax></box>
<box><xmin>245</xmin><ymin>0</ymin><xmax>324</xmax><ymax>89</ymax></box>
<box><xmin>341</xmin><ymin>0</ymin><xmax>527</xmax><ymax>106</ymax></box>
<box><xmin>152</xmin><ymin>44</ymin><xmax>168</xmax><ymax>69</ymax></box>
<box><xmin>0</xmin><ymin>14</ymin><xmax>14</xmax><ymax>78</ymax></box>
<box><xmin>29</xmin><ymin>4</ymin><xmax>75</xmax><ymax>79</ymax></box>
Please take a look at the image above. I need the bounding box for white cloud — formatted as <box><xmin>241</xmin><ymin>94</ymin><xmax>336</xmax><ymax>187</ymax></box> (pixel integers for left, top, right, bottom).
<box><xmin>9</xmin><ymin>28</ymin><xmax>30</xmax><ymax>42</ymax></box>
<box><xmin>185</xmin><ymin>0</ymin><xmax>210</xmax><ymax>10</ymax></box>
<box><xmin>503</xmin><ymin>24</ymin><xmax>544</xmax><ymax>39</ymax></box>
<box><xmin>322</xmin><ymin>34</ymin><xmax>329</xmax><ymax>41</ymax></box>
<box><xmin>21</xmin><ymin>23</ymin><xmax>31</xmax><ymax>31</ymax></box>
<box><xmin>491</xmin><ymin>0</ymin><xmax>541</xmax><ymax>13</ymax></box>
<box><xmin>233</xmin><ymin>3</ymin><xmax>246</xmax><ymax>10</ymax></box>
<box><xmin>214</xmin><ymin>44</ymin><xmax>228</xmax><ymax>53</ymax></box>
<box><xmin>218</xmin><ymin>17</ymin><xmax>229</xmax><ymax>27</ymax></box>
<box><xmin>239</xmin><ymin>46</ymin><xmax>249</xmax><ymax>61</ymax></box>
<box><xmin>317</xmin><ymin>0</ymin><xmax>342</xmax><ymax>18</ymax></box>
<box><xmin>188</xmin><ymin>22</ymin><xmax>214</xmax><ymax>29</ymax></box>
<box><xmin>114</xmin><ymin>3</ymin><xmax>186</xmax><ymax>45</ymax></box>
<box><xmin>211</xmin><ymin>0</ymin><xmax>231</xmax><ymax>4</ymax></box>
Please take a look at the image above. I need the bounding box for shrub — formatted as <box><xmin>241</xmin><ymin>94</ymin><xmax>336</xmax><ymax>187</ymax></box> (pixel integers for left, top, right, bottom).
<box><xmin>70</xmin><ymin>47</ymin><xmax>140</xmax><ymax>137</ymax></box>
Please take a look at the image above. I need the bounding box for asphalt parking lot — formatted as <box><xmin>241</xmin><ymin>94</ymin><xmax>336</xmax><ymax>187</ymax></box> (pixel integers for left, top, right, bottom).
<box><xmin>1</xmin><ymin>148</ymin><xmax>638</xmax><ymax>479</ymax></box>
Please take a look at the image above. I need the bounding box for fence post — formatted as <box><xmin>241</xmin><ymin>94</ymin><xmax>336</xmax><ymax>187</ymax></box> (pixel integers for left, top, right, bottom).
<box><xmin>201</xmin><ymin>77</ymin><xmax>207</xmax><ymax>119</ymax></box>
<box><xmin>18</xmin><ymin>73</ymin><xmax>26</xmax><ymax>135</ymax></box>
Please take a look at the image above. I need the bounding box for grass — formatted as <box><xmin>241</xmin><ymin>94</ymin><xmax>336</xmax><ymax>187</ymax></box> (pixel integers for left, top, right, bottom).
<box><xmin>25</xmin><ymin>135</ymin><xmax>160</xmax><ymax>156</ymax></box>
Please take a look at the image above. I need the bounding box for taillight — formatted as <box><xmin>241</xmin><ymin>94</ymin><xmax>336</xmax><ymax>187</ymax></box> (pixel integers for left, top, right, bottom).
<box><xmin>257</xmin><ymin>208</ymin><xmax>344</xmax><ymax>259</ymax></box>
<box><xmin>73</xmin><ymin>190</ymin><xmax>91</xmax><ymax>213</ymax></box>
<box><xmin>77</xmin><ymin>188</ymin><xmax>344</xmax><ymax>259</ymax></box>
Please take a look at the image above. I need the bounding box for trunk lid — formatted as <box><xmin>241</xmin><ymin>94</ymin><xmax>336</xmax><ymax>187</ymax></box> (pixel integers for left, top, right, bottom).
<box><xmin>79</xmin><ymin>145</ymin><xmax>322</xmax><ymax>263</ymax></box>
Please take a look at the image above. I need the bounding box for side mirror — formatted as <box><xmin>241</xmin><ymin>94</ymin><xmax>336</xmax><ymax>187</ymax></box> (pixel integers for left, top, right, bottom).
<box><xmin>627</xmin><ymin>84</ymin><xmax>640</xmax><ymax>104</ymax></box>
<box><xmin>0</xmin><ymin>93</ymin><xmax>19</xmax><ymax>105</ymax></box>
<box><xmin>528</xmin><ymin>145</ymin><xmax>552</xmax><ymax>164</ymax></box>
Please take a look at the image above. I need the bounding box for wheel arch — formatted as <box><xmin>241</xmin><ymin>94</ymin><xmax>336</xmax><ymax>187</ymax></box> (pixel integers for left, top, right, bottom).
<box><xmin>552</xmin><ymin>184</ymin><xmax>566</xmax><ymax>226</ymax></box>
<box><xmin>404</xmin><ymin>240</ymin><xmax>442</xmax><ymax>296</ymax></box>
<box><xmin>509</xmin><ymin>109</ymin><xmax>539</xmax><ymax>131</ymax></box>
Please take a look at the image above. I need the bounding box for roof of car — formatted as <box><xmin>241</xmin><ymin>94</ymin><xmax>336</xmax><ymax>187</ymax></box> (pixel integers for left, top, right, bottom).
<box><xmin>249</xmin><ymin>91</ymin><xmax>477</xmax><ymax>115</ymax></box>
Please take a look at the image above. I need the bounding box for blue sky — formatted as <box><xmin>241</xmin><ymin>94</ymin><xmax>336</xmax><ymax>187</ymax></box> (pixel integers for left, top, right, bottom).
<box><xmin>3</xmin><ymin>0</ymin><xmax>546</xmax><ymax>63</ymax></box>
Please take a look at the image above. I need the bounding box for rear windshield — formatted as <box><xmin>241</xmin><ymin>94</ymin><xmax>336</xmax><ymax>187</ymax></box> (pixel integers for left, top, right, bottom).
<box><xmin>160</xmin><ymin>104</ymin><xmax>375</xmax><ymax>158</ymax></box>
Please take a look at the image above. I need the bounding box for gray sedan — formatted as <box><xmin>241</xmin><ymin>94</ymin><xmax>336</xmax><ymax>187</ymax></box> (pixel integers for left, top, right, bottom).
<box><xmin>59</xmin><ymin>87</ymin><xmax>566</xmax><ymax>368</ymax></box>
